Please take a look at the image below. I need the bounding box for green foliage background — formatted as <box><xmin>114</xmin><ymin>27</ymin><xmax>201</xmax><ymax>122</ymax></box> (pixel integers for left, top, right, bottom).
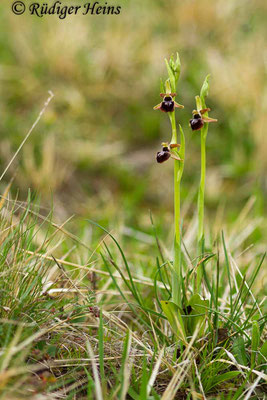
<box><xmin>0</xmin><ymin>0</ymin><xmax>266</xmax><ymax>235</ymax></box>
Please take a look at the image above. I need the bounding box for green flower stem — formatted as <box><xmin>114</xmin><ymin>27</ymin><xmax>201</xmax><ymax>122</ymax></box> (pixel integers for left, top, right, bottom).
<box><xmin>195</xmin><ymin>76</ymin><xmax>210</xmax><ymax>294</ymax></box>
<box><xmin>169</xmin><ymin>111</ymin><xmax>182</xmax><ymax>307</ymax></box>
<box><xmin>197</xmin><ymin>124</ymin><xmax>207</xmax><ymax>291</ymax></box>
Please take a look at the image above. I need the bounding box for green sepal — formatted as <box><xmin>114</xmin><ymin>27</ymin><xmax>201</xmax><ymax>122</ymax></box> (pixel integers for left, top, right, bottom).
<box><xmin>164</xmin><ymin>78</ymin><xmax>172</xmax><ymax>95</ymax></box>
<box><xmin>195</xmin><ymin>95</ymin><xmax>202</xmax><ymax>113</ymax></box>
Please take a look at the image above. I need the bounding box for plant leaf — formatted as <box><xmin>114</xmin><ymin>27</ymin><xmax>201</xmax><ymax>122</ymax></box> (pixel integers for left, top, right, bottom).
<box><xmin>208</xmin><ymin>371</ymin><xmax>240</xmax><ymax>391</ymax></box>
<box><xmin>258</xmin><ymin>340</ymin><xmax>267</xmax><ymax>366</ymax></box>
<box><xmin>160</xmin><ymin>78</ymin><xmax>165</xmax><ymax>94</ymax></box>
<box><xmin>161</xmin><ymin>300</ymin><xmax>187</xmax><ymax>344</ymax></box>
<box><xmin>186</xmin><ymin>294</ymin><xmax>209</xmax><ymax>337</ymax></box>
<box><xmin>232</xmin><ymin>336</ymin><xmax>248</xmax><ymax>366</ymax></box>
<box><xmin>251</xmin><ymin>321</ymin><xmax>260</xmax><ymax>368</ymax></box>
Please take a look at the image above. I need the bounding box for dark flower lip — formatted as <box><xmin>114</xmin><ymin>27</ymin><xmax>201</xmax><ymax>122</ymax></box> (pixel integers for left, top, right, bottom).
<box><xmin>160</xmin><ymin>100</ymin><xmax>175</xmax><ymax>113</ymax></box>
<box><xmin>156</xmin><ymin>150</ymin><xmax>171</xmax><ymax>163</ymax></box>
<box><xmin>190</xmin><ymin>118</ymin><xmax>204</xmax><ymax>131</ymax></box>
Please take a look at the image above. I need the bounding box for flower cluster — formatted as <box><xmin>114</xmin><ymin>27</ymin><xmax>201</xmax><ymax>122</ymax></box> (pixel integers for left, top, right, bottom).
<box><xmin>153</xmin><ymin>59</ymin><xmax>217</xmax><ymax>164</ymax></box>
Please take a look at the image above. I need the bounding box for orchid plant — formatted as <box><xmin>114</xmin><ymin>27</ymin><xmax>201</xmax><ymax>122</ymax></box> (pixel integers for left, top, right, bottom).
<box><xmin>154</xmin><ymin>54</ymin><xmax>217</xmax><ymax>345</ymax></box>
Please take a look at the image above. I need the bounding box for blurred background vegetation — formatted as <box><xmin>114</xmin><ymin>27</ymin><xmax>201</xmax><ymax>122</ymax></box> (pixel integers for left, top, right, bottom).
<box><xmin>0</xmin><ymin>0</ymin><xmax>266</xmax><ymax>248</ymax></box>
